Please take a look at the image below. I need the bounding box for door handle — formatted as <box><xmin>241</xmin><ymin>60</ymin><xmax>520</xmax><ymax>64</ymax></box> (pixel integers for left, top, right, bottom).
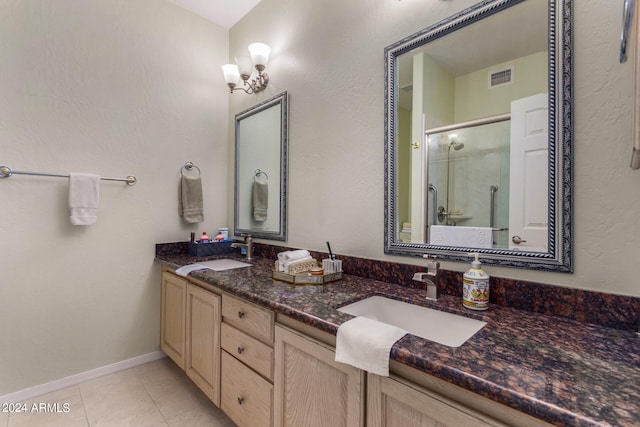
<box><xmin>512</xmin><ymin>235</ymin><xmax>527</xmax><ymax>244</ymax></box>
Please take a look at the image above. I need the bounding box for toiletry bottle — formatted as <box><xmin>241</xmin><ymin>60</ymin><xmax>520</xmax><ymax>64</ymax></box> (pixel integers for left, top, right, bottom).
<box><xmin>463</xmin><ymin>253</ymin><xmax>490</xmax><ymax>310</ymax></box>
<box><xmin>200</xmin><ymin>232</ymin><xmax>210</xmax><ymax>243</ymax></box>
<box><xmin>219</xmin><ymin>227</ymin><xmax>229</xmax><ymax>240</ymax></box>
<box><xmin>215</xmin><ymin>231</ymin><xmax>224</xmax><ymax>242</ymax></box>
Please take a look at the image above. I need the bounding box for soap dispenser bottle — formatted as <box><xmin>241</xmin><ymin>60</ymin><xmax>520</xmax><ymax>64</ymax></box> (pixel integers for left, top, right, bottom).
<box><xmin>463</xmin><ymin>253</ymin><xmax>490</xmax><ymax>310</ymax></box>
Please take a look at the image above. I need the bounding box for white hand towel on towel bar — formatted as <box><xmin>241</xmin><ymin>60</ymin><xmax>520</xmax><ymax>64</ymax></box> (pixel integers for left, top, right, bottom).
<box><xmin>335</xmin><ymin>316</ymin><xmax>407</xmax><ymax>376</ymax></box>
<box><xmin>69</xmin><ymin>173</ymin><xmax>100</xmax><ymax>225</ymax></box>
<box><xmin>429</xmin><ymin>225</ymin><xmax>493</xmax><ymax>248</ymax></box>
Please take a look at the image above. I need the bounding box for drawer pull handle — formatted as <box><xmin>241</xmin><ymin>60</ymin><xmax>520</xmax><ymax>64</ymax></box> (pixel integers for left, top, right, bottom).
<box><xmin>237</xmin><ymin>346</ymin><xmax>245</xmax><ymax>354</ymax></box>
<box><xmin>237</xmin><ymin>397</ymin><xmax>245</xmax><ymax>405</ymax></box>
<box><xmin>238</xmin><ymin>310</ymin><xmax>245</xmax><ymax>318</ymax></box>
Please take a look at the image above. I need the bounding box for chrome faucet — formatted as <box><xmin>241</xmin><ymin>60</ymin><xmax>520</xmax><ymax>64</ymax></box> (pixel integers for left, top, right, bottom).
<box><xmin>412</xmin><ymin>255</ymin><xmax>440</xmax><ymax>301</ymax></box>
<box><xmin>231</xmin><ymin>234</ymin><xmax>253</xmax><ymax>260</ymax></box>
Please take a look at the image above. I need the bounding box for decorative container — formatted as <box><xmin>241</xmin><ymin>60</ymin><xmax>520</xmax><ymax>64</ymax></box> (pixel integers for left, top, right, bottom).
<box><xmin>188</xmin><ymin>241</ymin><xmax>235</xmax><ymax>257</ymax></box>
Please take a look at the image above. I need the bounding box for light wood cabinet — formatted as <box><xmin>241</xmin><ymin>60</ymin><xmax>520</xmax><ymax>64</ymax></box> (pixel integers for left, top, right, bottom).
<box><xmin>221</xmin><ymin>322</ymin><xmax>274</xmax><ymax>380</ymax></box>
<box><xmin>367</xmin><ymin>373</ymin><xmax>505</xmax><ymax>427</ymax></box>
<box><xmin>221</xmin><ymin>350</ymin><xmax>273</xmax><ymax>427</ymax></box>
<box><xmin>161</xmin><ymin>269</ymin><xmax>549</xmax><ymax>427</ymax></box>
<box><xmin>222</xmin><ymin>294</ymin><xmax>274</xmax><ymax>344</ymax></box>
<box><xmin>274</xmin><ymin>325</ymin><xmax>364</xmax><ymax>427</ymax></box>
<box><xmin>160</xmin><ymin>272</ymin><xmax>187</xmax><ymax>370</ymax></box>
<box><xmin>160</xmin><ymin>272</ymin><xmax>221</xmax><ymax>405</ymax></box>
<box><xmin>186</xmin><ymin>283</ymin><xmax>221</xmax><ymax>406</ymax></box>
<box><xmin>221</xmin><ymin>294</ymin><xmax>275</xmax><ymax>427</ymax></box>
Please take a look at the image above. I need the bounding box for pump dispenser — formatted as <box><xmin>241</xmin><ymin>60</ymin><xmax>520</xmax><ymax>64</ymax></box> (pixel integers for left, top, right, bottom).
<box><xmin>463</xmin><ymin>253</ymin><xmax>490</xmax><ymax>310</ymax></box>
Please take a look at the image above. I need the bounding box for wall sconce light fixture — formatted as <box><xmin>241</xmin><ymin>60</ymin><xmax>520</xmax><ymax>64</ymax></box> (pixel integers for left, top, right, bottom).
<box><xmin>222</xmin><ymin>43</ymin><xmax>271</xmax><ymax>94</ymax></box>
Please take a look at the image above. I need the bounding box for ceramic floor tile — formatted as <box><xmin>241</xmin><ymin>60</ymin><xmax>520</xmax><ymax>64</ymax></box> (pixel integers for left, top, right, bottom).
<box><xmin>5</xmin><ymin>358</ymin><xmax>237</xmax><ymax>427</ymax></box>
<box><xmin>136</xmin><ymin>358</ymin><xmax>236</xmax><ymax>426</ymax></box>
<box><xmin>166</xmin><ymin>404</ymin><xmax>237</xmax><ymax>427</ymax></box>
<box><xmin>79</xmin><ymin>369</ymin><xmax>166</xmax><ymax>427</ymax></box>
<box><xmin>135</xmin><ymin>359</ymin><xmax>205</xmax><ymax>417</ymax></box>
<box><xmin>7</xmin><ymin>385</ymin><xmax>88</xmax><ymax>427</ymax></box>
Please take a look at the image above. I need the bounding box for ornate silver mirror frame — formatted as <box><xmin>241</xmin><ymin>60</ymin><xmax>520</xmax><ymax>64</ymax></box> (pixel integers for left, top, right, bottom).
<box><xmin>384</xmin><ymin>0</ymin><xmax>573</xmax><ymax>272</ymax></box>
<box><xmin>234</xmin><ymin>91</ymin><xmax>288</xmax><ymax>241</ymax></box>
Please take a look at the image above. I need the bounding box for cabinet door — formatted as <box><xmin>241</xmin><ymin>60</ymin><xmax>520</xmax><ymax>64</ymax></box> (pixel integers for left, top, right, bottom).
<box><xmin>367</xmin><ymin>373</ymin><xmax>502</xmax><ymax>427</ymax></box>
<box><xmin>186</xmin><ymin>283</ymin><xmax>221</xmax><ymax>406</ymax></box>
<box><xmin>160</xmin><ymin>272</ymin><xmax>187</xmax><ymax>370</ymax></box>
<box><xmin>274</xmin><ymin>325</ymin><xmax>364</xmax><ymax>427</ymax></box>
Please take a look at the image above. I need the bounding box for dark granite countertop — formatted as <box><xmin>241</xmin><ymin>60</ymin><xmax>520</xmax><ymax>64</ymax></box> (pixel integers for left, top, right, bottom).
<box><xmin>155</xmin><ymin>253</ymin><xmax>640</xmax><ymax>427</ymax></box>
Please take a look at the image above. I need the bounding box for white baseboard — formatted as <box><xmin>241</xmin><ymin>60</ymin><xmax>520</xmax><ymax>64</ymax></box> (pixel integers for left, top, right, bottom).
<box><xmin>0</xmin><ymin>351</ymin><xmax>167</xmax><ymax>404</ymax></box>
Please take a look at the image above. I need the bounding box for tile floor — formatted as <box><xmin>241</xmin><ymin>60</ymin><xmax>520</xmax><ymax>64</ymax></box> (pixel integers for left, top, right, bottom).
<box><xmin>1</xmin><ymin>357</ymin><xmax>237</xmax><ymax>427</ymax></box>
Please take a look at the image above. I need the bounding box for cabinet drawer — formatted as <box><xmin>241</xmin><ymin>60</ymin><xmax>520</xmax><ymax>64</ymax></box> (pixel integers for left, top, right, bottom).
<box><xmin>222</xmin><ymin>322</ymin><xmax>274</xmax><ymax>381</ymax></box>
<box><xmin>222</xmin><ymin>294</ymin><xmax>274</xmax><ymax>344</ymax></box>
<box><xmin>221</xmin><ymin>351</ymin><xmax>273</xmax><ymax>427</ymax></box>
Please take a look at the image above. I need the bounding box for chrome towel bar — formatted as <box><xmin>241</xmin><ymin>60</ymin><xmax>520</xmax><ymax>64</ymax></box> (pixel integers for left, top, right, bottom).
<box><xmin>621</xmin><ymin>0</ymin><xmax>635</xmax><ymax>63</ymax></box>
<box><xmin>0</xmin><ymin>165</ymin><xmax>137</xmax><ymax>185</ymax></box>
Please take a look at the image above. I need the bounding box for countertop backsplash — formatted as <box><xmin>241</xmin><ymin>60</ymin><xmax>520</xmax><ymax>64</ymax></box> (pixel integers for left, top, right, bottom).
<box><xmin>156</xmin><ymin>241</ymin><xmax>640</xmax><ymax>332</ymax></box>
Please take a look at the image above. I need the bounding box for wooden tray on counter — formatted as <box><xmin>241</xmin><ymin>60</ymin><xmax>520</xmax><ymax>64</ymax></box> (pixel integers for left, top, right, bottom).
<box><xmin>272</xmin><ymin>270</ymin><xmax>342</xmax><ymax>285</ymax></box>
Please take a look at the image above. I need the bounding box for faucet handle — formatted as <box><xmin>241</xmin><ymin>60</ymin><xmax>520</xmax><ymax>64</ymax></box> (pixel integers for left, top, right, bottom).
<box><xmin>423</xmin><ymin>254</ymin><xmax>440</xmax><ymax>272</ymax></box>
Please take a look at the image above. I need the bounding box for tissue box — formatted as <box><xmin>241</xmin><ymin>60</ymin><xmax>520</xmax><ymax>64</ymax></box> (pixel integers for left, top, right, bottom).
<box><xmin>188</xmin><ymin>241</ymin><xmax>235</xmax><ymax>257</ymax></box>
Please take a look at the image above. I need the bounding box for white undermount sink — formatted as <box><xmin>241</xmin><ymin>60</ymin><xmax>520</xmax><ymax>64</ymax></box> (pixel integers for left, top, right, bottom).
<box><xmin>337</xmin><ymin>296</ymin><xmax>486</xmax><ymax>348</ymax></box>
<box><xmin>196</xmin><ymin>259</ymin><xmax>251</xmax><ymax>271</ymax></box>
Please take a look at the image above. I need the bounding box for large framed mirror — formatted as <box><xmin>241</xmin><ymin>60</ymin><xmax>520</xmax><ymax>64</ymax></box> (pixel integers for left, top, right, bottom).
<box><xmin>384</xmin><ymin>0</ymin><xmax>573</xmax><ymax>272</ymax></box>
<box><xmin>234</xmin><ymin>91</ymin><xmax>288</xmax><ymax>241</ymax></box>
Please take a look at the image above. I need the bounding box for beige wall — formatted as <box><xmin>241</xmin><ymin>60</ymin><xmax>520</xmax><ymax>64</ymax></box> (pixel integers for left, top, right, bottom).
<box><xmin>0</xmin><ymin>0</ymin><xmax>229</xmax><ymax>395</ymax></box>
<box><xmin>228</xmin><ymin>0</ymin><xmax>640</xmax><ymax>297</ymax></box>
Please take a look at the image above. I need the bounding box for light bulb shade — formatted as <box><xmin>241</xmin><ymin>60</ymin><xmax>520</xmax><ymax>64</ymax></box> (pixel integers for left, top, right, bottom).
<box><xmin>248</xmin><ymin>43</ymin><xmax>271</xmax><ymax>69</ymax></box>
<box><xmin>221</xmin><ymin>64</ymin><xmax>240</xmax><ymax>85</ymax></box>
<box><xmin>235</xmin><ymin>56</ymin><xmax>254</xmax><ymax>80</ymax></box>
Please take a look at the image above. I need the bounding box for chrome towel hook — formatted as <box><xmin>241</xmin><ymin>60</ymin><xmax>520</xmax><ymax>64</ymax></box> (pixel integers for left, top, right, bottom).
<box><xmin>254</xmin><ymin>169</ymin><xmax>268</xmax><ymax>180</ymax></box>
<box><xmin>181</xmin><ymin>161</ymin><xmax>201</xmax><ymax>176</ymax></box>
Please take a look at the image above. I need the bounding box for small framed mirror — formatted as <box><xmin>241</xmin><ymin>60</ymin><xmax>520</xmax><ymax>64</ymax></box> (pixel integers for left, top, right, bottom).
<box><xmin>384</xmin><ymin>0</ymin><xmax>573</xmax><ymax>271</ymax></box>
<box><xmin>234</xmin><ymin>91</ymin><xmax>288</xmax><ymax>241</ymax></box>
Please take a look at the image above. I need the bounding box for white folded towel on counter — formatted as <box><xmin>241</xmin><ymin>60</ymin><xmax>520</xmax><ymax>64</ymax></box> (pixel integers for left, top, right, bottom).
<box><xmin>335</xmin><ymin>316</ymin><xmax>407</xmax><ymax>377</ymax></box>
<box><xmin>69</xmin><ymin>173</ymin><xmax>100</xmax><ymax>225</ymax></box>
<box><xmin>284</xmin><ymin>256</ymin><xmax>314</xmax><ymax>274</ymax></box>
<box><xmin>277</xmin><ymin>250</ymin><xmax>311</xmax><ymax>272</ymax></box>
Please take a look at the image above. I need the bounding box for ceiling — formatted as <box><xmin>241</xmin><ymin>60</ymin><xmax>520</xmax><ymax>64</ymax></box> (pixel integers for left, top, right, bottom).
<box><xmin>167</xmin><ymin>0</ymin><xmax>262</xmax><ymax>29</ymax></box>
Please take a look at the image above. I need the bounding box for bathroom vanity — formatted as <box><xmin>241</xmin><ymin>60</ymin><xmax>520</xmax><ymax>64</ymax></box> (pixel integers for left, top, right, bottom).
<box><xmin>156</xmin><ymin>251</ymin><xmax>640</xmax><ymax>426</ymax></box>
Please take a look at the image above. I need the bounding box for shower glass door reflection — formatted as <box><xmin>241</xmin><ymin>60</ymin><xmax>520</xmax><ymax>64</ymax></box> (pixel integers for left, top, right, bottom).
<box><xmin>426</xmin><ymin>119</ymin><xmax>510</xmax><ymax>248</ymax></box>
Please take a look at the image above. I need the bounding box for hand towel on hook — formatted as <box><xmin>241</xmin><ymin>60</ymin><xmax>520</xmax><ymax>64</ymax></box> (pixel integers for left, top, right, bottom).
<box><xmin>179</xmin><ymin>170</ymin><xmax>204</xmax><ymax>223</ymax></box>
<box><xmin>69</xmin><ymin>173</ymin><xmax>100</xmax><ymax>225</ymax></box>
<box><xmin>252</xmin><ymin>172</ymin><xmax>268</xmax><ymax>222</ymax></box>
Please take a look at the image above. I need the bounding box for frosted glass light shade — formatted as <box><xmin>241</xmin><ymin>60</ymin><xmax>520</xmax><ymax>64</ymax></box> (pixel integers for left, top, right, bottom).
<box><xmin>236</xmin><ymin>56</ymin><xmax>254</xmax><ymax>79</ymax></box>
<box><xmin>248</xmin><ymin>43</ymin><xmax>271</xmax><ymax>68</ymax></box>
<box><xmin>221</xmin><ymin>64</ymin><xmax>240</xmax><ymax>85</ymax></box>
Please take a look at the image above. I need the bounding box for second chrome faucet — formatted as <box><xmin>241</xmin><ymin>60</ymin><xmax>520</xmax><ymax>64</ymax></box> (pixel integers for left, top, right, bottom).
<box><xmin>412</xmin><ymin>255</ymin><xmax>441</xmax><ymax>301</ymax></box>
<box><xmin>231</xmin><ymin>234</ymin><xmax>253</xmax><ymax>260</ymax></box>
